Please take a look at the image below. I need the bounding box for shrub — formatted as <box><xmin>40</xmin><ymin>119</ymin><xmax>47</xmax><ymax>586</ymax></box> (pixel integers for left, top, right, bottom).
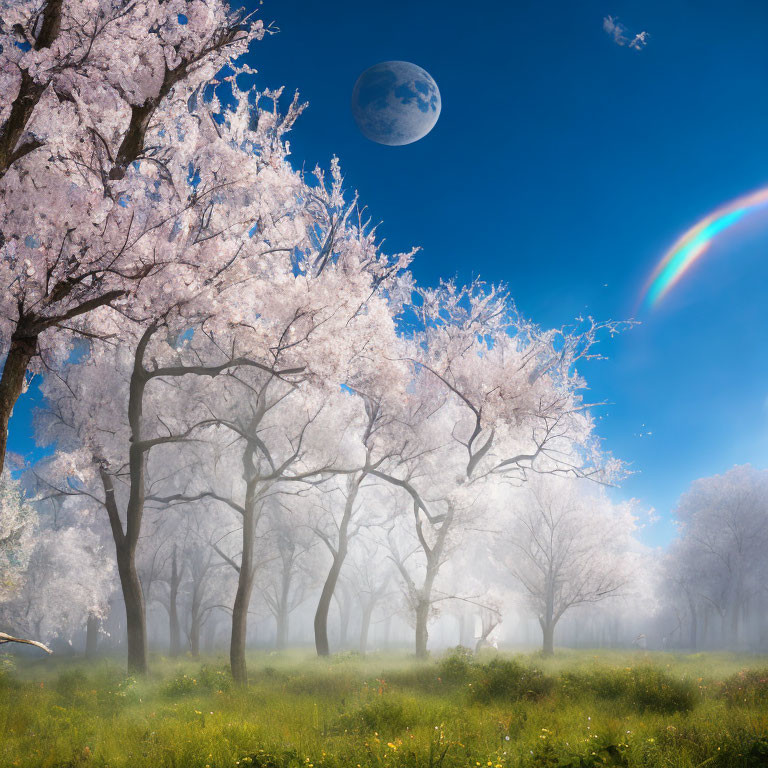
<box><xmin>628</xmin><ymin>666</ymin><xmax>696</xmax><ymax>713</ymax></box>
<box><xmin>161</xmin><ymin>663</ymin><xmax>233</xmax><ymax>697</ymax></box>
<box><xmin>438</xmin><ymin>646</ymin><xmax>475</xmax><ymax>683</ymax></box>
<box><xmin>160</xmin><ymin>672</ymin><xmax>199</xmax><ymax>698</ymax></box>
<box><xmin>197</xmin><ymin>663</ymin><xmax>233</xmax><ymax>693</ymax></box>
<box><xmin>471</xmin><ymin>657</ymin><xmax>554</xmax><ymax>702</ymax></box>
<box><xmin>332</xmin><ymin>697</ymin><xmax>409</xmax><ymax>735</ymax></box>
<box><xmin>0</xmin><ymin>654</ymin><xmax>16</xmax><ymax>690</ymax></box>
<box><xmin>559</xmin><ymin>665</ymin><xmax>696</xmax><ymax>713</ymax></box>
<box><xmin>718</xmin><ymin>668</ymin><xmax>768</xmax><ymax>707</ymax></box>
<box><xmin>112</xmin><ymin>674</ymin><xmax>141</xmax><ymax>703</ymax></box>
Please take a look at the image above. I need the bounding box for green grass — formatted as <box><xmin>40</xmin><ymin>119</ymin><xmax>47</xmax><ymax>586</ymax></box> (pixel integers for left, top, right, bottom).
<box><xmin>2</xmin><ymin>648</ymin><xmax>768</xmax><ymax>768</ymax></box>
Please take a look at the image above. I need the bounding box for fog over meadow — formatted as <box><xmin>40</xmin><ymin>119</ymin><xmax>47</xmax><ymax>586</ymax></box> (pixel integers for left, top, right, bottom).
<box><xmin>1</xmin><ymin>1</ymin><xmax>767</xmax><ymax>691</ymax></box>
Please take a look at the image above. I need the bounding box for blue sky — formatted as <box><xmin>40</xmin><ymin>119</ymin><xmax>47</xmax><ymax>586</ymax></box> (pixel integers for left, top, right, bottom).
<box><xmin>249</xmin><ymin>0</ymin><xmax>768</xmax><ymax>545</ymax></box>
<box><xmin>9</xmin><ymin>0</ymin><xmax>768</xmax><ymax>546</ymax></box>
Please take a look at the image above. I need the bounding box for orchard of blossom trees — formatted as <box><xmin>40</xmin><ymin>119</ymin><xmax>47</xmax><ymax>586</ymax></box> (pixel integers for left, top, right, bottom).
<box><xmin>1</xmin><ymin>1</ymin><xmax>766</xmax><ymax>684</ymax></box>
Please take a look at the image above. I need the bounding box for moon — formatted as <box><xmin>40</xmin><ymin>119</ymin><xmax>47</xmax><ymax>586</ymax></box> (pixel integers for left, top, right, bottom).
<box><xmin>351</xmin><ymin>61</ymin><xmax>441</xmax><ymax>146</ymax></box>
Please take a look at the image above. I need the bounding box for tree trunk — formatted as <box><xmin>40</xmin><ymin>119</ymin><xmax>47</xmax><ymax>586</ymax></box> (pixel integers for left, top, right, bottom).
<box><xmin>0</xmin><ymin>72</ymin><xmax>45</xmax><ymax>179</ymax></box>
<box><xmin>396</xmin><ymin>503</ymin><xmax>453</xmax><ymax>660</ymax></box>
<box><xmin>314</xmin><ymin>552</ymin><xmax>345</xmax><ymax>657</ymax></box>
<box><xmin>541</xmin><ymin>573</ymin><xmax>556</xmax><ymax>656</ymax></box>
<box><xmin>314</xmin><ymin>478</ymin><xmax>358</xmax><ymax>657</ymax></box>
<box><xmin>103</xmin><ymin>326</ymin><xmax>153</xmax><ymax>676</ymax></box>
<box><xmin>359</xmin><ymin>604</ymin><xmax>373</xmax><ymax>655</ymax></box>
<box><xmin>541</xmin><ymin>620</ymin><xmax>555</xmax><ymax>656</ymax></box>
<box><xmin>116</xmin><ymin>547</ymin><xmax>148</xmax><ymax>675</ymax></box>
<box><xmin>85</xmin><ymin>612</ymin><xmax>99</xmax><ymax>659</ymax></box>
<box><xmin>415</xmin><ymin>600</ymin><xmax>430</xmax><ymax>659</ymax></box>
<box><xmin>230</xmin><ymin>501</ymin><xmax>256</xmax><ymax>685</ymax></box>
<box><xmin>169</xmin><ymin>545</ymin><xmax>181</xmax><ymax>657</ymax></box>
<box><xmin>275</xmin><ymin>606</ymin><xmax>288</xmax><ymax>650</ymax></box>
<box><xmin>0</xmin><ymin>330</ymin><xmax>37</xmax><ymax>476</ymax></box>
<box><xmin>230</xmin><ymin>573</ymin><xmax>252</xmax><ymax>684</ymax></box>
<box><xmin>0</xmin><ymin>0</ymin><xmax>63</xmax><ymax>176</ymax></box>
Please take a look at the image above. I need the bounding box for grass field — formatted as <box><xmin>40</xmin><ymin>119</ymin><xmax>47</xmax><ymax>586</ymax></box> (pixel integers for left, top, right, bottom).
<box><xmin>2</xmin><ymin>648</ymin><xmax>768</xmax><ymax>768</ymax></box>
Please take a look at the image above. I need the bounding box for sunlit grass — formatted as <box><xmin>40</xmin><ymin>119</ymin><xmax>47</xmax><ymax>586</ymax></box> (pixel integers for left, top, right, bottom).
<box><xmin>1</xmin><ymin>649</ymin><xmax>768</xmax><ymax>767</ymax></box>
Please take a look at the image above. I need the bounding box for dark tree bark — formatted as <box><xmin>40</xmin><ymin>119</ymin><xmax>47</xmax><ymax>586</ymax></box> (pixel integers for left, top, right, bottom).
<box><xmin>0</xmin><ymin>331</ymin><xmax>37</xmax><ymax>475</ymax></box>
<box><xmin>0</xmin><ymin>0</ymin><xmax>63</xmax><ymax>178</ymax></box>
<box><xmin>413</xmin><ymin>600</ymin><xmax>430</xmax><ymax>659</ymax></box>
<box><xmin>119</xmin><ymin>551</ymin><xmax>148</xmax><ymax>673</ymax></box>
<box><xmin>0</xmin><ymin>287</ymin><xmax>124</xmax><ymax>476</ymax></box>
<box><xmin>96</xmin><ymin>323</ymin><xmax>260</xmax><ymax>675</ymax></box>
<box><xmin>0</xmin><ymin>1</ymin><xmax>250</xmax><ymax>472</ymax></box>
<box><xmin>230</xmin><ymin>488</ymin><xmax>257</xmax><ymax>685</ymax></box>
<box><xmin>100</xmin><ymin>463</ymin><xmax>147</xmax><ymax>675</ymax></box>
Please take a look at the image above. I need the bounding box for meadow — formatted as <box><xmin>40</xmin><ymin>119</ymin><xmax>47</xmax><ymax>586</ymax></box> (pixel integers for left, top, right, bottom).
<box><xmin>1</xmin><ymin>649</ymin><xmax>768</xmax><ymax>768</ymax></box>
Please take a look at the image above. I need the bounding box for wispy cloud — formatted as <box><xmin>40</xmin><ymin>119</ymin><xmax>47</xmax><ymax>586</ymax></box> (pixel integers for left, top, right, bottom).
<box><xmin>603</xmin><ymin>15</ymin><xmax>649</xmax><ymax>51</ymax></box>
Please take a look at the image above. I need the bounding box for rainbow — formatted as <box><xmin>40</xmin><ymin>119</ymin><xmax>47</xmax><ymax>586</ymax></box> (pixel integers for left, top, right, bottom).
<box><xmin>641</xmin><ymin>185</ymin><xmax>768</xmax><ymax>309</ymax></box>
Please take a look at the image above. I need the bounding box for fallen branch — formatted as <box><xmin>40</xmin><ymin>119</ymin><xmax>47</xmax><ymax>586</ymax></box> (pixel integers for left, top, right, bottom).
<box><xmin>0</xmin><ymin>632</ymin><xmax>53</xmax><ymax>654</ymax></box>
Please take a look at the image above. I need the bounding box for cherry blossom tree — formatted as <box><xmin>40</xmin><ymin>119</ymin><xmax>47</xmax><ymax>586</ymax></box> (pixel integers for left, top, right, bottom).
<box><xmin>0</xmin><ymin>471</ymin><xmax>36</xmax><ymax>603</ymax></box>
<box><xmin>496</xmin><ymin>476</ymin><xmax>638</xmax><ymax>655</ymax></box>
<box><xmin>259</xmin><ymin>503</ymin><xmax>317</xmax><ymax>650</ymax></box>
<box><xmin>0</xmin><ymin>471</ymin><xmax>54</xmax><ymax>651</ymax></box>
<box><xmin>32</xmin><ymin>53</ymin><xmax>410</xmax><ymax>676</ymax></box>
<box><xmin>0</xmin><ymin>0</ymin><xmax>271</xmax><ymax>474</ymax></box>
<box><xmin>310</xmin><ymin>395</ymin><xmax>407</xmax><ymax>657</ymax></box>
<box><xmin>371</xmin><ymin>281</ymin><xmax>626</xmax><ymax>657</ymax></box>
<box><xmin>3</xmin><ymin>1</ymin><xmax>640</xmax><ymax>671</ymax></box>
<box><xmin>666</xmin><ymin>465</ymin><xmax>768</xmax><ymax>648</ymax></box>
<box><xmin>157</xmin><ymin>383</ymin><xmax>368</xmax><ymax>682</ymax></box>
<box><xmin>6</xmin><ymin>524</ymin><xmax>113</xmax><ymax>647</ymax></box>
<box><xmin>176</xmin><ymin>507</ymin><xmax>236</xmax><ymax>657</ymax></box>
<box><xmin>345</xmin><ymin>536</ymin><xmax>395</xmax><ymax>654</ymax></box>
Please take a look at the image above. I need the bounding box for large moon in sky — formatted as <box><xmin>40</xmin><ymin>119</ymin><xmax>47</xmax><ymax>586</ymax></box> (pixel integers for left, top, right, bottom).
<box><xmin>351</xmin><ymin>61</ymin><xmax>441</xmax><ymax>146</ymax></box>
